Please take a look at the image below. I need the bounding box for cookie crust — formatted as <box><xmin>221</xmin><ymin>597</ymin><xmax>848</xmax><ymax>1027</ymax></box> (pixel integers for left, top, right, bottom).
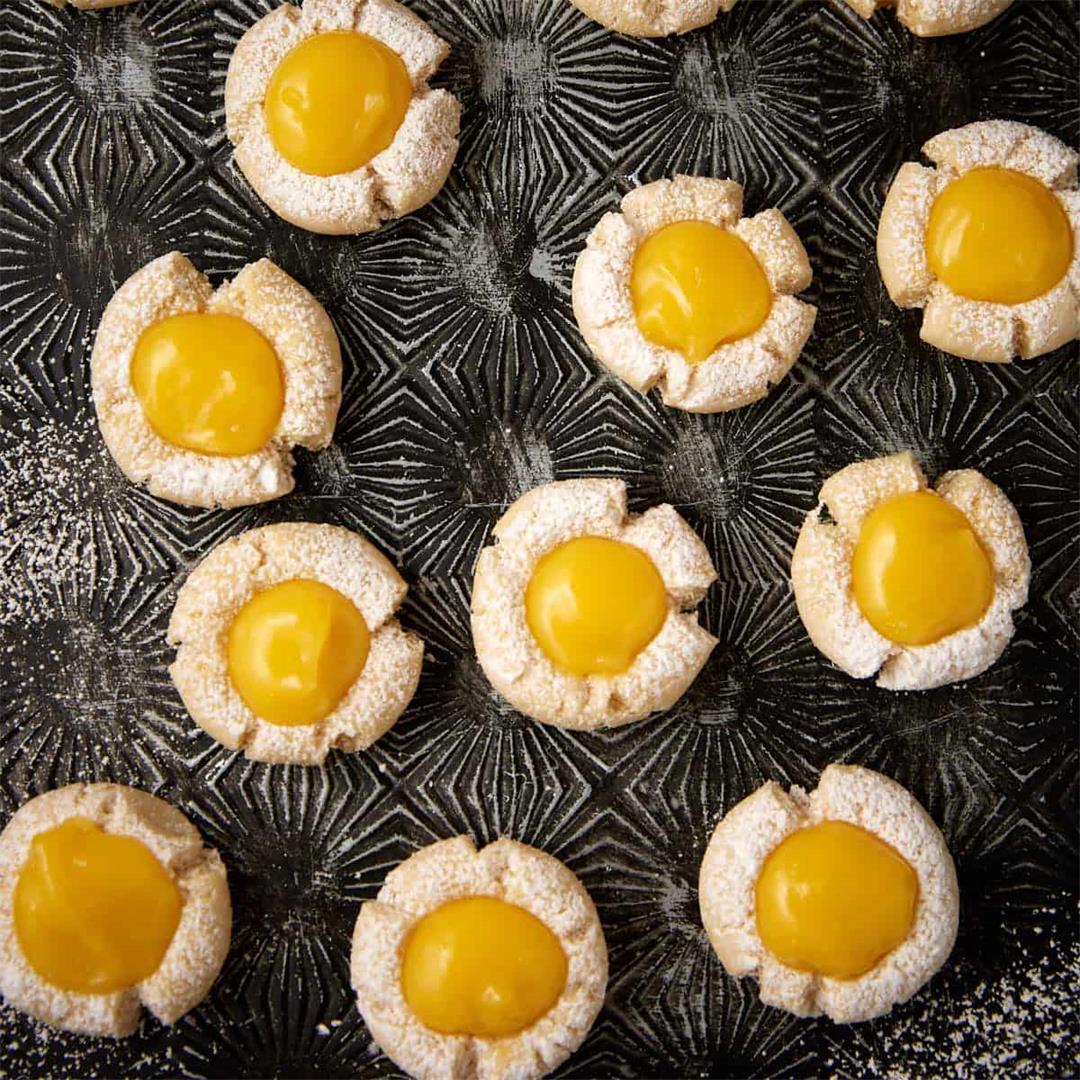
<box><xmin>572</xmin><ymin>176</ymin><xmax>816</xmax><ymax>413</ymax></box>
<box><xmin>567</xmin><ymin>0</ymin><xmax>735</xmax><ymax>37</ymax></box>
<box><xmin>471</xmin><ymin>478</ymin><xmax>717</xmax><ymax>730</ymax></box>
<box><xmin>45</xmin><ymin>0</ymin><xmax>139</xmax><ymax>7</ymax></box>
<box><xmin>351</xmin><ymin>836</ymin><xmax>607</xmax><ymax>1080</ymax></box>
<box><xmin>168</xmin><ymin>522</ymin><xmax>424</xmax><ymax>765</ymax></box>
<box><xmin>0</xmin><ymin>784</ymin><xmax>231</xmax><ymax>1038</ymax></box>
<box><xmin>790</xmin><ymin>452</ymin><xmax>1029</xmax><ymax>690</ymax></box>
<box><xmin>225</xmin><ymin>0</ymin><xmax>461</xmax><ymax>235</ymax></box>
<box><xmin>844</xmin><ymin>0</ymin><xmax>1012</xmax><ymax>35</ymax></box>
<box><xmin>877</xmin><ymin>121</ymin><xmax>1080</xmax><ymax>361</ymax></box>
<box><xmin>699</xmin><ymin>764</ymin><xmax>958</xmax><ymax>1023</ymax></box>
<box><xmin>91</xmin><ymin>251</ymin><xmax>342</xmax><ymax>508</ymax></box>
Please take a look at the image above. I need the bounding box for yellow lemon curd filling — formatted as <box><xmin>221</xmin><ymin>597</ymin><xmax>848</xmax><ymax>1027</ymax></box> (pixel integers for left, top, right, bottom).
<box><xmin>131</xmin><ymin>312</ymin><xmax>283</xmax><ymax>457</ymax></box>
<box><xmin>524</xmin><ymin>535</ymin><xmax>668</xmax><ymax>677</ymax></box>
<box><xmin>400</xmin><ymin>896</ymin><xmax>568</xmax><ymax>1038</ymax></box>
<box><xmin>227</xmin><ymin>578</ymin><xmax>370</xmax><ymax>728</ymax></box>
<box><xmin>851</xmin><ymin>489</ymin><xmax>994</xmax><ymax>647</ymax></box>
<box><xmin>630</xmin><ymin>219</ymin><xmax>772</xmax><ymax>364</ymax></box>
<box><xmin>265</xmin><ymin>31</ymin><xmax>412</xmax><ymax>177</ymax></box>
<box><xmin>755</xmin><ymin>820</ymin><xmax>919</xmax><ymax>981</ymax></box>
<box><xmin>14</xmin><ymin>817</ymin><xmax>182</xmax><ymax>994</ymax></box>
<box><xmin>925</xmin><ymin>166</ymin><xmax>1073</xmax><ymax>305</ymax></box>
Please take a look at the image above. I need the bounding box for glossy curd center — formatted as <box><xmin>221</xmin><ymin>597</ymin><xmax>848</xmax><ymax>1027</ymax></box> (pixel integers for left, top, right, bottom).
<box><xmin>925</xmin><ymin>166</ymin><xmax>1073</xmax><ymax>305</ymax></box>
<box><xmin>400</xmin><ymin>896</ymin><xmax>568</xmax><ymax>1038</ymax></box>
<box><xmin>14</xmin><ymin>817</ymin><xmax>182</xmax><ymax>994</ymax></box>
<box><xmin>851</xmin><ymin>489</ymin><xmax>994</xmax><ymax>647</ymax></box>
<box><xmin>755</xmin><ymin>820</ymin><xmax>918</xmax><ymax>981</ymax></box>
<box><xmin>227</xmin><ymin>578</ymin><xmax>370</xmax><ymax>727</ymax></box>
<box><xmin>524</xmin><ymin>535</ymin><xmax>667</xmax><ymax>677</ymax></box>
<box><xmin>265</xmin><ymin>31</ymin><xmax>411</xmax><ymax>176</ymax></box>
<box><xmin>131</xmin><ymin>312</ymin><xmax>283</xmax><ymax>456</ymax></box>
<box><xmin>630</xmin><ymin>219</ymin><xmax>772</xmax><ymax>363</ymax></box>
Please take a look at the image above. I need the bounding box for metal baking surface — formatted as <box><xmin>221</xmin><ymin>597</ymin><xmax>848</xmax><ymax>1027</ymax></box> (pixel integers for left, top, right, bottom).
<box><xmin>0</xmin><ymin>0</ymin><xmax>1076</xmax><ymax>1075</ymax></box>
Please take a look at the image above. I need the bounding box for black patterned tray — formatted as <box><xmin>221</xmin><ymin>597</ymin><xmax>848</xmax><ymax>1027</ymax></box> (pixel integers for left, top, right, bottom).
<box><xmin>0</xmin><ymin>0</ymin><xmax>1077</xmax><ymax>1076</ymax></box>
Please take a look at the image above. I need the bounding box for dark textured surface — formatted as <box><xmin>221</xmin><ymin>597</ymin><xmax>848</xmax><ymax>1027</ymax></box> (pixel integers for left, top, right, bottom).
<box><xmin>0</xmin><ymin>0</ymin><xmax>1077</xmax><ymax>1076</ymax></box>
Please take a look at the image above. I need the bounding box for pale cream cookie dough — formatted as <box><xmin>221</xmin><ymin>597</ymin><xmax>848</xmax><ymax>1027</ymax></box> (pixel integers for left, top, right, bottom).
<box><xmin>877</xmin><ymin>120</ymin><xmax>1079</xmax><ymax>361</ymax></box>
<box><xmin>91</xmin><ymin>251</ymin><xmax>341</xmax><ymax>509</ymax></box>
<box><xmin>169</xmin><ymin>522</ymin><xmax>424</xmax><ymax>765</ymax></box>
<box><xmin>567</xmin><ymin>0</ymin><xmax>735</xmax><ymax>37</ymax></box>
<box><xmin>699</xmin><ymin>764</ymin><xmax>958</xmax><ymax>1022</ymax></box>
<box><xmin>572</xmin><ymin>175</ymin><xmax>816</xmax><ymax>413</ymax></box>
<box><xmin>0</xmin><ymin>784</ymin><xmax>230</xmax><ymax>1037</ymax></box>
<box><xmin>790</xmin><ymin>452</ymin><xmax>1029</xmax><ymax>690</ymax></box>
<box><xmin>471</xmin><ymin>478</ymin><xmax>717</xmax><ymax>730</ymax></box>
<box><xmin>351</xmin><ymin>836</ymin><xmax>607</xmax><ymax>1080</ymax></box>
<box><xmin>844</xmin><ymin>0</ymin><xmax>1011</xmax><ymax>36</ymax></box>
<box><xmin>225</xmin><ymin>0</ymin><xmax>461</xmax><ymax>235</ymax></box>
<box><xmin>44</xmin><ymin>0</ymin><xmax>139</xmax><ymax>9</ymax></box>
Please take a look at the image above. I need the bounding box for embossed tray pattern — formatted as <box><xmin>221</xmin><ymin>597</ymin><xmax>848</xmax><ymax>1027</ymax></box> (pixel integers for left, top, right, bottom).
<box><xmin>0</xmin><ymin>0</ymin><xmax>1077</xmax><ymax>1076</ymax></box>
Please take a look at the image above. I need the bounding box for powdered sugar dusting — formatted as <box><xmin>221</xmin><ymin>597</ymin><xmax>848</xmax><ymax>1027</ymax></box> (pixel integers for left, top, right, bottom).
<box><xmin>877</xmin><ymin>120</ymin><xmax>1080</xmax><ymax>361</ymax></box>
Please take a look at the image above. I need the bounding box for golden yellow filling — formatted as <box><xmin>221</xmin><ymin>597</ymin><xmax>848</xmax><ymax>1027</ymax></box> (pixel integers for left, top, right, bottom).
<box><xmin>630</xmin><ymin>219</ymin><xmax>772</xmax><ymax>363</ymax></box>
<box><xmin>755</xmin><ymin>820</ymin><xmax>918</xmax><ymax>981</ymax></box>
<box><xmin>14</xmin><ymin>817</ymin><xmax>182</xmax><ymax>994</ymax></box>
<box><xmin>925</xmin><ymin>166</ymin><xmax>1073</xmax><ymax>305</ymax></box>
<box><xmin>400</xmin><ymin>896</ymin><xmax>568</xmax><ymax>1038</ymax></box>
<box><xmin>524</xmin><ymin>535</ymin><xmax>668</xmax><ymax>677</ymax></box>
<box><xmin>227</xmin><ymin>578</ymin><xmax>370</xmax><ymax>728</ymax></box>
<box><xmin>851</xmin><ymin>489</ymin><xmax>994</xmax><ymax>647</ymax></box>
<box><xmin>131</xmin><ymin>312</ymin><xmax>283</xmax><ymax>457</ymax></box>
<box><xmin>265</xmin><ymin>31</ymin><xmax>412</xmax><ymax>177</ymax></box>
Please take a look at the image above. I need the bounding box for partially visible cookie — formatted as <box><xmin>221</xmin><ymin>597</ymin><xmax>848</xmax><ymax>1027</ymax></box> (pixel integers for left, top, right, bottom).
<box><xmin>699</xmin><ymin>764</ymin><xmax>958</xmax><ymax>1022</ymax></box>
<box><xmin>169</xmin><ymin>522</ymin><xmax>424</xmax><ymax>765</ymax></box>
<box><xmin>45</xmin><ymin>0</ymin><xmax>139</xmax><ymax>8</ymax></box>
<box><xmin>791</xmin><ymin>452</ymin><xmax>1029</xmax><ymax>689</ymax></box>
<box><xmin>0</xmin><ymin>784</ymin><xmax>230</xmax><ymax>1037</ymax></box>
<box><xmin>91</xmin><ymin>252</ymin><xmax>342</xmax><ymax>508</ymax></box>
<box><xmin>844</xmin><ymin>0</ymin><xmax>1012</xmax><ymax>36</ymax></box>
<box><xmin>878</xmin><ymin>120</ymin><xmax>1079</xmax><ymax>361</ymax></box>
<box><xmin>471</xmin><ymin>478</ymin><xmax>717</xmax><ymax>730</ymax></box>
<box><xmin>568</xmin><ymin>0</ymin><xmax>735</xmax><ymax>36</ymax></box>
<box><xmin>573</xmin><ymin>175</ymin><xmax>815</xmax><ymax>413</ymax></box>
<box><xmin>351</xmin><ymin>836</ymin><xmax>607</xmax><ymax>1080</ymax></box>
<box><xmin>225</xmin><ymin>0</ymin><xmax>461</xmax><ymax>234</ymax></box>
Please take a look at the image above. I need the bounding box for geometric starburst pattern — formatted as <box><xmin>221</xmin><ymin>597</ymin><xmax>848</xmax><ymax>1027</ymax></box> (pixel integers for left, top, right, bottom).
<box><xmin>0</xmin><ymin>0</ymin><xmax>1076</xmax><ymax>1076</ymax></box>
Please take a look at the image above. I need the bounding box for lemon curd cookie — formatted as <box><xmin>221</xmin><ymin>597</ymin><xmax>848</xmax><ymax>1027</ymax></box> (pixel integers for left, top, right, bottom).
<box><xmin>45</xmin><ymin>0</ymin><xmax>139</xmax><ymax>8</ymax></box>
<box><xmin>91</xmin><ymin>252</ymin><xmax>341</xmax><ymax>509</ymax></box>
<box><xmin>878</xmin><ymin>120</ymin><xmax>1079</xmax><ymax>361</ymax></box>
<box><xmin>0</xmin><ymin>783</ymin><xmax>230</xmax><ymax>1037</ymax></box>
<box><xmin>225</xmin><ymin>0</ymin><xmax>461</xmax><ymax>235</ymax></box>
<box><xmin>351</xmin><ymin>836</ymin><xmax>607</xmax><ymax>1080</ymax></box>
<box><xmin>844</xmin><ymin>0</ymin><xmax>1012</xmax><ymax>35</ymax></box>
<box><xmin>572</xmin><ymin>176</ymin><xmax>816</xmax><ymax>413</ymax></box>
<box><xmin>567</xmin><ymin>0</ymin><xmax>736</xmax><ymax>37</ymax></box>
<box><xmin>168</xmin><ymin>522</ymin><xmax>424</xmax><ymax>765</ymax></box>
<box><xmin>791</xmin><ymin>452</ymin><xmax>1029</xmax><ymax>690</ymax></box>
<box><xmin>699</xmin><ymin>764</ymin><xmax>958</xmax><ymax>1023</ymax></box>
<box><xmin>471</xmin><ymin>478</ymin><xmax>717</xmax><ymax>730</ymax></box>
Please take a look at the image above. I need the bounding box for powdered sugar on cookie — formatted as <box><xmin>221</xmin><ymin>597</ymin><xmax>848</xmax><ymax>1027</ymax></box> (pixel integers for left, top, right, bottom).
<box><xmin>351</xmin><ymin>836</ymin><xmax>607</xmax><ymax>1080</ymax></box>
<box><xmin>0</xmin><ymin>784</ymin><xmax>230</xmax><ymax>1038</ymax></box>
<box><xmin>224</xmin><ymin>0</ymin><xmax>460</xmax><ymax>235</ymax></box>
<box><xmin>90</xmin><ymin>252</ymin><xmax>342</xmax><ymax>509</ymax></box>
<box><xmin>168</xmin><ymin>522</ymin><xmax>424</xmax><ymax>765</ymax></box>
<box><xmin>567</xmin><ymin>0</ymin><xmax>735</xmax><ymax>37</ymax></box>
<box><xmin>699</xmin><ymin>765</ymin><xmax>958</xmax><ymax>1023</ymax></box>
<box><xmin>790</xmin><ymin>452</ymin><xmax>1029</xmax><ymax>690</ymax></box>
<box><xmin>877</xmin><ymin>121</ymin><xmax>1080</xmax><ymax>361</ymax></box>
<box><xmin>845</xmin><ymin>0</ymin><xmax>1012</xmax><ymax>36</ymax></box>
<box><xmin>471</xmin><ymin>477</ymin><xmax>717</xmax><ymax>730</ymax></box>
<box><xmin>572</xmin><ymin>176</ymin><xmax>816</xmax><ymax>413</ymax></box>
